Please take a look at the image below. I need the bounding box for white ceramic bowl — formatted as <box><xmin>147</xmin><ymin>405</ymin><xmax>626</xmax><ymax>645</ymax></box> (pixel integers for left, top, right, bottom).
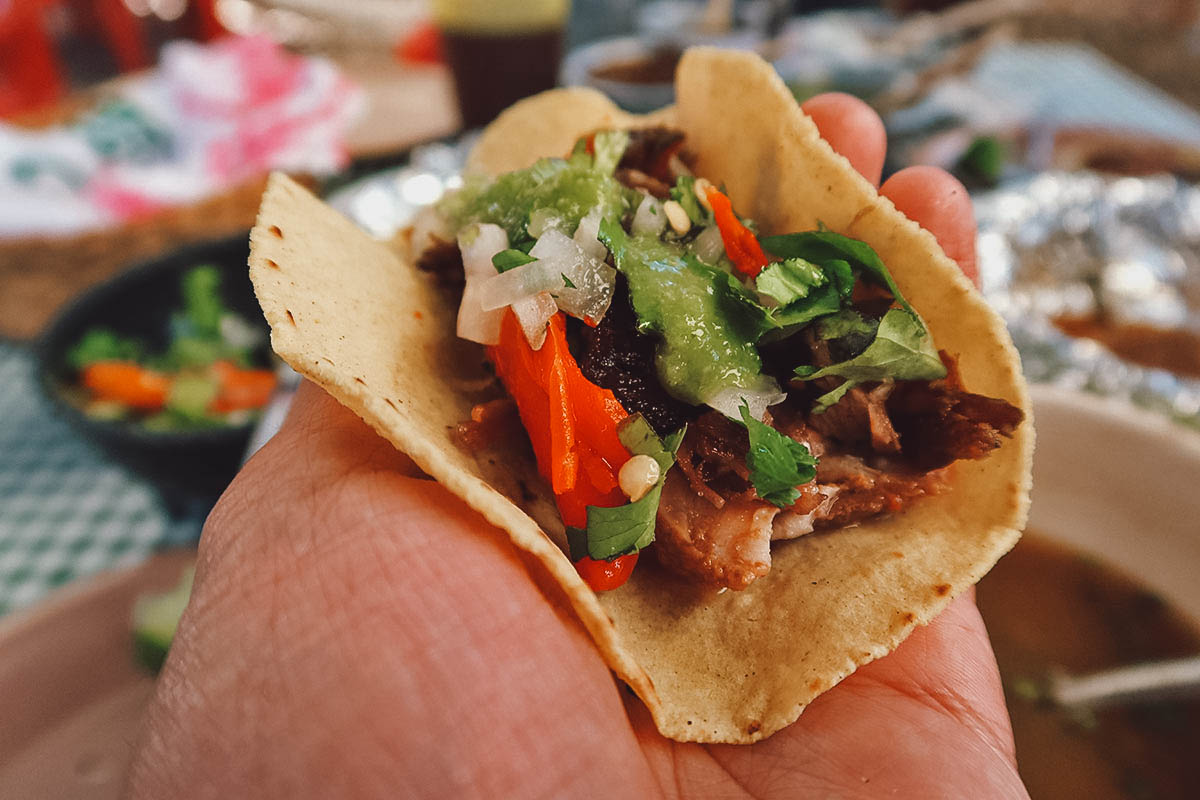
<box><xmin>1028</xmin><ymin>384</ymin><xmax>1200</xmax><ymax>623</ymax></box>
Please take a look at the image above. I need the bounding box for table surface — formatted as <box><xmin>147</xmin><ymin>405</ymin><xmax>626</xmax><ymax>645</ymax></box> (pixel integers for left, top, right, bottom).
<box><xmin>0</xmin><ymin>340</ymin><xmax>203</xmax><ymax>616</ymax></box>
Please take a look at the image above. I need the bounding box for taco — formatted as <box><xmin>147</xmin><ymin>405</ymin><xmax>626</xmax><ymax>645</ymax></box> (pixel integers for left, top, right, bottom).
<box><xmin>248</xmin><ymin>48</ymin><xmax>1032</xmax><ymax>743</ymax></box>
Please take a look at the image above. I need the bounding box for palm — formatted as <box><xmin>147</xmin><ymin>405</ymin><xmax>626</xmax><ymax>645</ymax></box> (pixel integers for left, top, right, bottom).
<box><xmin>131</xmin><ymin>95</ymin><xmax>1028</xmax><ymax>799</ymax></box>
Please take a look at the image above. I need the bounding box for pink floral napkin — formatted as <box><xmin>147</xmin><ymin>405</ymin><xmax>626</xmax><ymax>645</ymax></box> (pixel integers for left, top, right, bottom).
<box><xmin>0</xmin><ymin>35</ymin><xmax>363</xmax><ymax>237</ymax></box>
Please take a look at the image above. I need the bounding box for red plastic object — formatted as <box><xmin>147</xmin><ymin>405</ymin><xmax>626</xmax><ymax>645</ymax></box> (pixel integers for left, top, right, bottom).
<box><xmin>0</xmin><ymin>0</ymin><xmax>65</xmax><ymax>117</ymax></box>
<box><xmin>394</xmin><ymin>20</ymin><xmax>443</xmax><ymax>65</ymax></box>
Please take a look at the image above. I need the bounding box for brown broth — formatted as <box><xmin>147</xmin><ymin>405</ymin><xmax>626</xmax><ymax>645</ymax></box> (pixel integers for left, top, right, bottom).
<box><xmin>977</xmin><ymin>533</ymin><xmax>1200</xmax><ymax>800</ymax></box>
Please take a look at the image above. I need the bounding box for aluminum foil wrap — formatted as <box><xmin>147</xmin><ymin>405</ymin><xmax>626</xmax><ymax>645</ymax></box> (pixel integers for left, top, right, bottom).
<box><xmin>976</xmin><ymin>172</ymin><xmax>1200</xmax><ymax>428</ymax></box>
<box><xmin>328</xmin><ymin>137</ymin><xmax>475</xmax><ymax>241</ymax></box>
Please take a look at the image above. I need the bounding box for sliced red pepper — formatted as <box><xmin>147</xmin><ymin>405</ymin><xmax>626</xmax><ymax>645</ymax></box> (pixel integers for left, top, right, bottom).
<box><xmin>488</xmin><ymin>311</ymin><xmax>642</xmax><ymax>591</ymax></box>
<box><xmin>706</xmin><ymin>186</ymin><xmax>769</xmax><ymax>278</ymax></box>
<box><xmin>209</xmin><ymin>361</ymin><xmax>277</xmax><ymax>413</ymax></box>
<box><xmin>81</xmin><ymin>361</ymin><xmax>170</xmax><ymax>410</ymax></box>
<box><xmin>488</xmin><ymin>311</ymin><xmax>630</xmax><ymax>527</ymax></box>
<box><xmin>575</xmin><ymin>552</ymin><xmax>639</xmax><ymax>593</ymax></box>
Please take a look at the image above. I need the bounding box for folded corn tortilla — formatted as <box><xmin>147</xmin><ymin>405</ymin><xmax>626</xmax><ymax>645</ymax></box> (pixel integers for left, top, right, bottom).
<box><xmin>248</xmin><ymin>48</ymin><xmax>1033</xmax><ymax>743</ymax></box>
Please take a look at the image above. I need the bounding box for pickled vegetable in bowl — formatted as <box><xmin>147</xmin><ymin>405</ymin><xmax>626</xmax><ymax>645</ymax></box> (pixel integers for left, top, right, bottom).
<box><xmin>64</xmin><ymin>265</ymin><xmax>277</xmax><ymax>430</ymax></box>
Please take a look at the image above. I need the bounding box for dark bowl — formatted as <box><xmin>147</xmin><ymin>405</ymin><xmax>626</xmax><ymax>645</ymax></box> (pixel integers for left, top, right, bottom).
<box><xmin>35</xmin><ymin>234</ymin><xmax>270</xmax><ymax>511</ymax></box>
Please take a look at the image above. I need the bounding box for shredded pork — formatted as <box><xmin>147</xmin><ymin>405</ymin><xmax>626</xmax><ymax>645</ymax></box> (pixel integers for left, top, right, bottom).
<box><xmin>653</xmin><ymin>356</ymin><xmax>1021</xmax><ymax>590</ymax></box>
<box><xmin>655</xmin><ymin>471</ymin><xmax>779</xmax><ymax>590</ymax></box>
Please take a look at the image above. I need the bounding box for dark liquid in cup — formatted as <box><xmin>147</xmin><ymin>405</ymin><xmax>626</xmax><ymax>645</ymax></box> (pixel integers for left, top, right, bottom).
<box><xmin>441</xmin><ymin>27</ymin><xmax>564</xmax><ymax>129</ymax></box>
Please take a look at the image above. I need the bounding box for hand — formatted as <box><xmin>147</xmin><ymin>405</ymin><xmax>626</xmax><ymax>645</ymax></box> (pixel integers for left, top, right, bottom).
<box><xmin>129</xmin><ymin>95</ymin><xmax>1027</xmax><ymax>799</ymax></box>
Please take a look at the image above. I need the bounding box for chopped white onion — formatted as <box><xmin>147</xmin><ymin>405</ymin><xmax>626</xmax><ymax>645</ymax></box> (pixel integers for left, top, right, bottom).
<box><xmin>704</xmin><ymin>382</ymin><xmax>787</xmax><ymax>422</ymax></box>
<box><xmin>632</xmin><ymin>194</ymin><xmax>666</xmax><ymax>236</ymax></box>
<box><xmin>572</xmin><ymin>207</ymin><xmax>607</xmax><ymax>261</ymax></box>
<box><xmin>479</xmin><ymin>259</ymin><xmax>565</xmax><ymax>311</ymax></box>
<box><xmin>512</xmin><ymin>291</ymin><xmax>557</xmax><ymax>350</ymax></box>
<box><xmin>460</xmin><ymin>221</ymin><xmax>618</xmax><ymax>344</ymax></box>
<box><xmin>458</xmin><ymin>223</ymin><xmax>509</xmax><ymax>279</ymax></box>
<box><xmin>456</xmin><ymin>223</ymin><xmax>508</xmax><ymax>345</ymax></box>
<box><xmin>690</xmin><ymin>224</ymin><xmax>725</xmax><ymax>265</ymax></box>
<box><xmin>457</xmin><ymin>280</ymin><xmax>504</xmax><ymax>345</ymax></box>
<box><xmin>530</xmin><ymin>228</ymin><xmax>616</xmax><ymax>323</ymax></box>
<box><xmin>554</xmin><ymin>266</ymin><xmax>617</xmax><ymax>323</ymax></box>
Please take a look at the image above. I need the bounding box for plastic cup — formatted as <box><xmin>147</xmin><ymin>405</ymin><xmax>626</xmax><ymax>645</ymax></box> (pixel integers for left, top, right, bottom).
<box><xmin>432</xmin><ymin>0</ymin><xmax>570</xmax><ymax>129</ymax></box>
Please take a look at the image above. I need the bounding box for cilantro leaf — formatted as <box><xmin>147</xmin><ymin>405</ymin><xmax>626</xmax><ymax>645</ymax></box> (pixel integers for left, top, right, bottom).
<box><xmin>566</xmin><ymin>527</ymin><xmax>590</xmax><ymax>561</ymax></box>
<box><xmin>795</xmin><ymin>308</ymin><xmax>947</xmax><ymax>411</ymax></box>
<box><xmin>767</xmin><ymin>282</ymin><xmax>843</xmax><ymax>332</ymax></box>
<box><xmin>492</xmin><ymin>249</ymin><xmax>536</xmax><ymax>272</ymax></box>
<box><xmin>569</xmin><ymin>416</ymin><xmax>685</xmax><ymax>561</ymax></box>
<box><xmin>738</xmin><ymin>402</ymin><xmax>818</xmax><ymax>507</ymax></box>
<box><xmin>578</xmin><ymin>490</ymin><xmax>661</xmax><ymax>560</ymax></box>
<box><xmin>816</xmin><ymin>309</ymin><xmax>880</xmax><ymax>361</ymax></box>
<box><xmin>753</xmin><ymin>257</ymin><xmax>854</xmax><ymax>339</ymax></box>
<box><xmin>668</xmin><ymin>176</ymin><xmax>712</xmax><ymax>226</ymax></box>
<box><xmin>618</xmin><ymin>414</ymin><xmax>684</xmax><ymax>471</ymax></box>
<box><xmin>817</xmin><ymin>309</ymin><xmax>876</xmax><ymax>340</ymax></box>
<box><xmin>760</xmin><ymin>230</ymin><xmax>911</xmax><ymax>311</ymax></box>
<box><xmin>598</xmin><ymin>216</ymin><xmax>627</xmax><ymax>258</ymax></box>
<box><xmin>824</xmin><ymin>258</ymin><xmax>855</xmax><ymax>298</ymax></box>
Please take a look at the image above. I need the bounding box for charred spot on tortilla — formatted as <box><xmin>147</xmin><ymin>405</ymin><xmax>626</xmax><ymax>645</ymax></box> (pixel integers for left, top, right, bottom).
<box><xmin>248</xmin><ymin>47</ymin><xmax>1031</xmax><ymax>745</ymax></box>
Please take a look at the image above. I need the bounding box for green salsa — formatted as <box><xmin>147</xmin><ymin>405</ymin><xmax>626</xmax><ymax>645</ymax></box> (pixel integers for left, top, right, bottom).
<box><xmin>602</xmin><ymin>225</ymin><xmax>770</xmax><ymax>406</ymax></box>
<box><xmin>441</xmin><ymin>157</ymin><xmax>631</xmax><ymax>245</ymax></box>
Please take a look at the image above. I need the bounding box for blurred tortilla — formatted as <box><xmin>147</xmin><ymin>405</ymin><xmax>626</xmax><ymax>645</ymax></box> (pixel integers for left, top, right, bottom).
<box><xmin>248</xmin><ymin>48</ymin><xmax>1032</xmax><ymax>743</ymax></box>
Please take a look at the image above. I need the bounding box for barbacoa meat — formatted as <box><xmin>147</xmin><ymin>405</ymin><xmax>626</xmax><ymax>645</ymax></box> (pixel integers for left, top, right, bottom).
<box><xmin>415</xmin><ymin>236</ymin><xmax>465</xmax><ymax>290</ymax></box>
<box><xmin>673</xmin><ymin>411</ymin><xmax>754</xmax><ymax>508</ymax></box>
<box><xmin>617</xmin><ymin>127</ymin><xmax>687</xmax><ymax>186</ymax></box>
<box><xmin>652</xmin><ymin>355</ymin><xmax>1023</xmax><ymax>590</ymax></box>
<box><xmin>886</xmin><ymin>353</ymin><xmax>1025</xmax><ymax>471</ymax></box>
<box><xmin>655</xmin><ymin>471</ymin><xmax>779</xmax><ymax>590</ymax></box>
